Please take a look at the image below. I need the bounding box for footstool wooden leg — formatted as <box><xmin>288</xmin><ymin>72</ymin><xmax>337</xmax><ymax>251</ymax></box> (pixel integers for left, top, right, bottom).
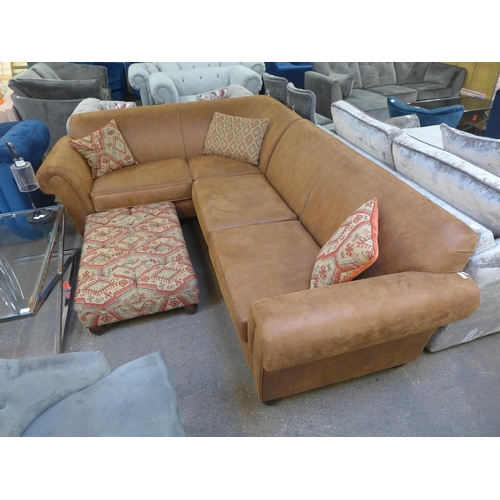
<box><xmin>89</xmin><ymin>326</ymin><xmax>107</xmax><ymax>335</ymax></box>
<box><xmin>184</xmin><ymin>304</ymin><xmax>198</xmax><ymax>315</ymax></box>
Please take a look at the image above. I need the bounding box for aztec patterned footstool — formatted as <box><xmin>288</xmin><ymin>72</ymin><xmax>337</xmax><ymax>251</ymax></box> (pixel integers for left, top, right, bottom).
<box><xmin>74</xmin><ymin>202</ymin><xmax>200</xmax><ymax>334</ymax></box>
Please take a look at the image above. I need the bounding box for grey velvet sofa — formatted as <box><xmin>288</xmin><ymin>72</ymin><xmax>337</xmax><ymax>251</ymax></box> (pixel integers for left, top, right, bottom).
<box><xmin>128</xmin><ymin>62</ymin><xmax>265</xmax><ymax>106</ymax></box>
<box><xmin>0</xmin><ymin>351</ymin><xmax>185</xmax><ymax>437</ymax></box>
<box><xmin>8</xmin><ymin>62</ymin><xmax>111</xmax><ymax>150</ymax></box>
<box><xmin>306</xmin><ymin>62</ymin><xmax>466</xmax><ymax>121</ymax></box>
<box><xmin>327</xmin><ymin>100</ymin><xmax>500</xmax><ymax>352</ymax></box>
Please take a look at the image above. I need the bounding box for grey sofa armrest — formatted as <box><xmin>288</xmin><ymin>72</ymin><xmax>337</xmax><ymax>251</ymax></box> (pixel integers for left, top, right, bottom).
<box><xmin>304</xmin><ymin>71</ymin><xmax>343</xmax><ymax>119</ymax></box>
<box><xmin>243</xmin><ymin>62</ymin><xmax>266</xmax><ymax>77</ymax></box>
<box><xmin>127</xmin><ymin>63</ymin><xmax>162</xmax><ymax>106</ymax></box>
<box><xmin>229</xmin><ymin>65</ymin><xmax>262</xmax><ymax>94</ymax></box>
<box><xmin>449</xmin><ymin>66</ymin><xmax>466</xmax><ymax>97</ymax></box>
<box><xmin>149</xmin><ymin>72</ymin><xmax>179</xmax><ymax>105</ymax></box>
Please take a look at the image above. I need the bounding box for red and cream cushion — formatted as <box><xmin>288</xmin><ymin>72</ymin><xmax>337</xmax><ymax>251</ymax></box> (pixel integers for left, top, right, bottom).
<box><xmin>203</xmin><ymin>112</ymin><xmax>269</xmax><ymax>166</ymax></box>
<box><xmin>69</xmin><ymin>119</ymin><xmax>138</xmax><ymax>179</ymax></box>
<box><xmin>74</xmin><ymin>202</ymin><xmax>199</xmax><ymax>329</ymax></box>
<box><xmin>310</xmin><ymin>198</ymin><xmax>379</xmax><ymax>288</ymax></box>
<box><xmin>196</xmin><ymin>87</ymin><xmax>228</xmax><ymax>101</ymax></box>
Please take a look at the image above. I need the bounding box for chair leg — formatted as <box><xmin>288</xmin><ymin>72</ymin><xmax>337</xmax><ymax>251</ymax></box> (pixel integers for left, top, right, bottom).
<box><xmin>184</xmin><ymin>304</ymin><xmax>197</xmax><ymax>315</ymax></box>
<box><xmin>262</xmin><ymin>398</ymin><xmax>281</xmax><ymax>406</ymax></box>
<box><xmin>89</xmin><ymin>325</ymin><xmax>107</xmax><ymax>335</ymax></box>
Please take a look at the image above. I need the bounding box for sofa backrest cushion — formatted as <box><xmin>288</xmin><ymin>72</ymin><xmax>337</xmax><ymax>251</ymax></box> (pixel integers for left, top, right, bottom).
<box><xmin>265</xmin><ymin>118</ymin><xmax>350</xmax><ymax>217</ymax></box>
<box><xmin>440</xmin><ymin>123</ymin><xmax>500</xmax><ymax>177</ymax></box>
<box><xmin>423</xmin><ymin>62</ymin><xmax>457</xmax><ymax>87</ymax></box>
<box><xmin>30</xmin><ymin>62</ymin><xmax>60</xmax><ymax>80</ymax></box>
<box><xmin>394</xmin><ymin>62</ymin><xmax>431</xmax><ymax>85</ymax></box>
<box><xmin>331</xmin><ymin>100</ymin><xmax>402</xmax><ymax>167</ymax></box>
<box><xmin>314</xmin><ymin>63</ymin><xmax>363</xmax><ymax>90</ymax></box>
<box><xmin>298</xmin><ymin>141</ymin><xmax>478</xmax><ymax>278</ymax></box>
<box><xmin>393</xmin><ymin>134</ymin><xmax>500</xmax><ymax>238</ymax></box>
<box><xmin>69</xmin><ymin>103</ymin><xmax>187</xmax><ymax>163</ymax></box>
<box><xmin>9</xmin><ymin>77</ymin><xmax>105</xmax><ymax>100</ymax></box>
<box><xmin>358</xmin><ymin>62</ymin><xmax>397</xmax><ymax>89</ymax></box>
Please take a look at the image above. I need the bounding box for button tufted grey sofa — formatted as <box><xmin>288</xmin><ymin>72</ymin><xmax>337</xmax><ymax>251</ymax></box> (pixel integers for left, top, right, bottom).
<box><xmin>306</xmin><ymin>62</ymin><xmax>466</xmax><ymax>121</ymax></box>
<box><xmin>128</xmin><ymin>62</ymin><xmax>265</xmax><ymax>105</ymax></box>
<box><xmin>0</xmin><ymin>351</ymin><xmax>185</xmax><ymax>437</ymax></box>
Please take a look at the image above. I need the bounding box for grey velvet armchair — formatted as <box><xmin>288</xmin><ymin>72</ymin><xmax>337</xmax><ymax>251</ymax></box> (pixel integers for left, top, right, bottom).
<box><xmin>0</xmin><ymin>351</ymin><xmax>185</xmax><ymax>437</ymax></box>
<box><xmin>8</xmin><ymin>62</ymin><xmax>112</xmax><ymax>150</ymax></box>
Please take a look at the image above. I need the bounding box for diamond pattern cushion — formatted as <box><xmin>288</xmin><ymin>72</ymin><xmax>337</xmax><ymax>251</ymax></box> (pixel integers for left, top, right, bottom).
<box><xmin>69</xmin><ymin>119</ymin><xmax>138</xmax><ymax>179</ymax></box>
<box><xmin>203</xmin><ymin>112</ymin><xmax>270</xmax><ymax>166</ymax></box>
<box><xmin>310</xmin><ymin>198</ymin><xmax>379</xmax><ymax>288</ymax></box>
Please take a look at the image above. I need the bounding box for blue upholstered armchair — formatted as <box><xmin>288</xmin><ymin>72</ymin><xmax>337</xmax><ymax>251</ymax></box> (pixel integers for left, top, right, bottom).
<box><xmin>1</xmin><ymin>120</ymin><xmax>55</xmax><ymax>240</ymax></box>
<box><xmin>387</xmin><ymin>96</ymin><xmax>465</xmax><ymax>128</ymax></box>
<box><xmin>484</xmin><ymin>90</ymin><xmax>500</xmax><ymax>139</ymax></box>
<box><xmin>0</xmin><ymin>120</ymin><xmax>55</xmax><ymax>214</ymax></box>
<box><xmin>264</xmin><ymin>63</ymin><xmax>312</xmax><ymax>89</ymax></box>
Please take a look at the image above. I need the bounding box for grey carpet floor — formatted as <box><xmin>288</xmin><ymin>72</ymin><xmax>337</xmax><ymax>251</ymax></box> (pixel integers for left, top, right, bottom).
<box><xmin>1</xmin><ymin>214</ymin><xmax>500</xmax><ymax>437</ymax></box>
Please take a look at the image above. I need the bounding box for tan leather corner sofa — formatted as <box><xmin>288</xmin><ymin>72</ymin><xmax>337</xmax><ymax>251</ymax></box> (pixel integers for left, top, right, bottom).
<box><xmin>37</xmin><ymin>95</ymin><xmax>480</xmax><ymax>403</ymax></box>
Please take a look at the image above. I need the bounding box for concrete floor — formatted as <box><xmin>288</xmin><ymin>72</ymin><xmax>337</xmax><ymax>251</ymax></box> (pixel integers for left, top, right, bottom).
<box><xmin>1</xmin><ymin>213</ymin><xmax>500</xmax><ymax>437</ymax></box>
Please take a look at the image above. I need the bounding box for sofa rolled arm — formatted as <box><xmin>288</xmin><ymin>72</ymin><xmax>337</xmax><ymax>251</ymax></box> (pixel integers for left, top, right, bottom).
<box><xmin>449</xmin><ymin>66</ymin><xmax>466</xmax><ymax>97</ymax></box>
<box><xmin>148</xmin><ymin>72</ymin><xmax>180</xmax><ymax>105</ymax></box>
<box><xmin>127</xmin><ymin>63</ymin><xmax>161</xmax><ymax>106</ymax></box>
<box><xmin>304</xmin><ymin>71</ymin><xmax>343</xmax><ymax>119</ymax></box>
<box><xmin>229</xmin><ymin>66</ymin><xmax>263</xmax><ymax>95</ymax></box>
<box><xmin>248</xmin><ymin>271</ymin><xmax>480</xmax><ymax>373</ymax></box>
<box><xmin>243</xmin><ymin>62</ymin><xmax>266</xmax><ymax>77</ymax></box>
<box><xmin>36</xmin><ymin>138</ymin><xmax>96</xmax><ymax>234</ymax></box>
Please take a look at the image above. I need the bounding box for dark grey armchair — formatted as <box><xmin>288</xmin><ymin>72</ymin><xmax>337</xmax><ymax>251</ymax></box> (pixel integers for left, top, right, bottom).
<box><xmin>8</xmin><ymin>62</ymin><xmax>111</xmax><ymax>150</ymax></box>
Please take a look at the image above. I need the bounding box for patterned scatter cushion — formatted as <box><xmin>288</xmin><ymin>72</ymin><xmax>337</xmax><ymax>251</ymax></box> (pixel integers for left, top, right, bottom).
<box><xmin>196</xmin><ymin>87</ymin><xmax>228</xmax><ymax>101</ymax></box>
<box><xmin>69</xmin><ymin>119</ymin><xmax>138</xmax><ymax>179</ymax></box>
<box><xmin>99</xmin><ymin>101</ymin><xmax>137</xmax><ymax>110</ymax></box>
<box><xmin>203</xmin><ymin>112</ymin><xmax>270</xmax><ymax>166</ymax></box>
<box><xmin>310</xmin><ymin>198</ymin><xmax>379</xmax><ymax>288</ymax></box>
<box><xmin>440</xmin><ymin>123</ymin><xmax>500</xmax><ymax>177</ymax></box>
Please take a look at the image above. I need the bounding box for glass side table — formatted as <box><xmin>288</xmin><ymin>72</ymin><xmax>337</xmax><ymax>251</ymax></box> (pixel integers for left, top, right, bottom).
<box><xmin>0</xmin><ymin>205</ymin><xmax>80</xmax><ymax>353</ymax></box>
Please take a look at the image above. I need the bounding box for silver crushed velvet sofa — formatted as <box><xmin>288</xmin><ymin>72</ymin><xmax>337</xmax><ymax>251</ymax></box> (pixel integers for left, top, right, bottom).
<box><xmin>128</xmin><ymin>62</ymin><xmax>265</xmax><ymax>105</ymax></box>
<box><xmin>307</xmin><ymin>62</ymin><xmax>466</xmax><ymax>121</ymax></box>
<box><xmin>327</xmin><ymin>100</ymin><xmax>500</xmax><ymax>352</ymax></box>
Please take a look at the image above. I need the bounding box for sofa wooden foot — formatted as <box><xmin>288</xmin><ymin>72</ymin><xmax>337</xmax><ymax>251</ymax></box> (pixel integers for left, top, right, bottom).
<box><xmin>184</xmin><ymin>304</ymin><xmax>198</xmax><ymax>315</ymax></box>
<box><xmin>89</xmin><ymin>326</ymin><xmax>107</xmax><ymax>335</ymax></box>
<box><xmin>262</xmin><ymin>398</ymin><xmax>281</xmax><ymax>406</ymax></box>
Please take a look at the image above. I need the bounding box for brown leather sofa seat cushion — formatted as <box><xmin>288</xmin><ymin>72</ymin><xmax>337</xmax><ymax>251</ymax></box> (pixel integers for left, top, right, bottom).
<box><xmin>91</xmin><ymin>158</ymin><xmax>193</xmax><ymax>212</ymax></box>
<box><xmin>209</xmin><ymin>220</ymin><xmax>320</xmax><ymax>342</ymax></box>
<box><xmin>192</xmin><ymin>173</ymin><xmax>297</xmax><ymax>241</ymax></box>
